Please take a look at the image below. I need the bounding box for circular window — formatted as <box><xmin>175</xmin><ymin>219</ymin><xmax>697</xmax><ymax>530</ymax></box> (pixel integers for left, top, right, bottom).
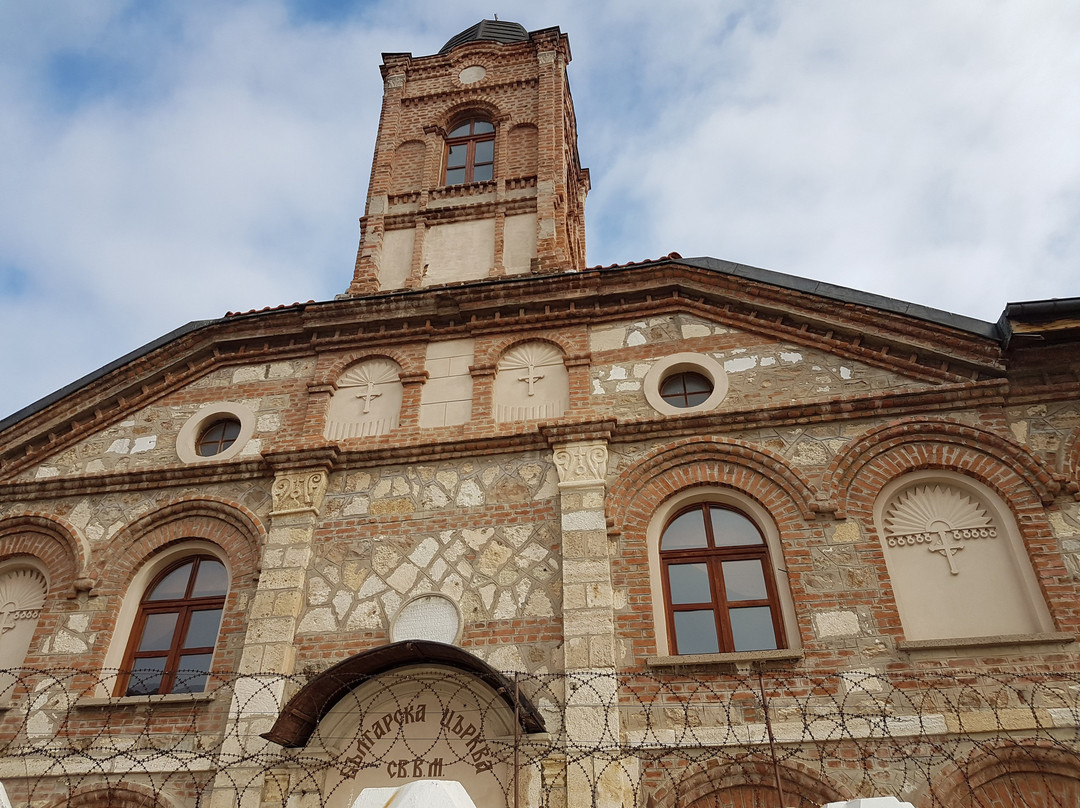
<box><xmin>196</xmin><ymin>418</ymin><xmax>241</xmax><ymax>457</ymax></box>
<box><xmin>644</xmin><ymin>353</ymin><xmax>729</xmax><ymax>415</ymax></box>
<box><xmin>660</xmin><ymin>371</ymin><xmax>714</xmax><ymax>408</ymax></box>
<box><xmin>175</xmin><ymin>402</ymin><xmax>256</xmax><ymax>464</ymax></box>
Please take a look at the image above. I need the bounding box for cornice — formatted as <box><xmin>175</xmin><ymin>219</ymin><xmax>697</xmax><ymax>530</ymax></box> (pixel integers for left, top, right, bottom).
<box><xmin>0</xmin><ymin>262</ymin><xmax>1012</xmax><ymax>477</ymax></box>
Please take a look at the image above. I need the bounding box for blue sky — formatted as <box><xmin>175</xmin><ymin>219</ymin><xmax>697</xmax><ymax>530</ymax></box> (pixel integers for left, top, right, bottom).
<box><xmin>1</xmin><ymin>0</ymin><xmax>1078</xmax><ymax>419</ymax></box>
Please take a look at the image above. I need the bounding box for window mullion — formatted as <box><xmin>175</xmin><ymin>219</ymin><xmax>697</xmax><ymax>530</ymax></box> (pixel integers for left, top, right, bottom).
<box><xmin>710</xmin><ymin>557</ymin><xmax>734</xmax><ymax>652</ymax></box>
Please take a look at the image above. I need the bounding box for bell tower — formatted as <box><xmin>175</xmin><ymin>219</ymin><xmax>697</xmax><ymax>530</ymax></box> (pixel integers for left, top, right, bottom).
<box><xmin>346</xmin><ymin>21</ymin><xmax>590</xmax><ymax>296</ymax></box>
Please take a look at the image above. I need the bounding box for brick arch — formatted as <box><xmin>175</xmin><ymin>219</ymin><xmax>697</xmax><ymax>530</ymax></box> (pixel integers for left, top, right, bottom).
<box><xmin>438</xmin><ymin>100</ymin><xmax>503</xmax><ymax>136</ymax></box>
<box><xmin>50</xmin><ymin>782</ymin><xmax>178</xmax><ymax>808</ymax></box>
<box><xmin>1063</xmin><ymin>426</ymin><xmax>1080</xmax><ymax>496</ymax></box>
<box><xmin>610</xmin><ymin>437</ymin><xmax>820</xmax><ymax>535</ymax></box>
<box><xmin>92</xmin><ymin>497</ymin><xmax>263</xmax><ymax>595</ymax></box>
<box><xmin>929</xmin><ymin>742</ymin><xmax>1080</xmax><ymax>808</ymax></box>
<box><xmin>825</xmin><ymin>418</ymin><xmax>1059</xmax><ymax>516</ymax></box>
<box><xmin>0</xmin><ymin>513</ymin><xmax>84</xmax><ymax>596</ymax></box>
<box><xmin>477</xmin><ymin>332</ymin><xmax>583</xmax><ymax>368</ymax></box>
<box><xmin>314</xmin><ymin>349</ymin><xmax>422</xmax><ymax>388</ymax></box>
<box><xmin>648</xmin><ymin>758</ymin><xmax>847</xmax><ymax>808</ymax></box>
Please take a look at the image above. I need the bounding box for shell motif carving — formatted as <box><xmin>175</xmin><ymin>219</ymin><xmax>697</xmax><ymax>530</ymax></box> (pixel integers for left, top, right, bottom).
<box><xmin>883</xmin><ymin>484</ymin><xmax>997</xmax><ymax>575</ymax></box>
<box><xmin>326</xmin><ymin>358</ymin><xmax>404</xmax><ymax>440</ymax></box>
<box><xmin>495</xmin><ymin>341</ymin><xmax>569</xmax><ymax>422</ymax></box>
<box><xmin>271</xmin><ymin>471</ymin><xmax>329</xmax><ymax>516</ymax></box>
<box><xmin>0</xmin><ymin>569</ymin><xmax>47</xmax><ymax>634</ymax></box>
<box><xmin>553</xmin><ymin>442</ymin><xmax>609</xmax><ymax>488</ymax></box>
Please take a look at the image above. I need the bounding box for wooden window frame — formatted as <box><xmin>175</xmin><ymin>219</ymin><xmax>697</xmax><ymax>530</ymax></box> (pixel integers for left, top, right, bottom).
<box><xmin>659</xmin><ymin>371</ymin><xmax>714</xmax><ymax>409</ymax></box>
<box><xmin>444</xmin><ymin>117</ymin><xmax>495</xmax><ymax>185</ymax></box>
<box><xmin>195</xmin><ymin>418</ymin><xmax>241</xmax><ymax>457</ymax></box>
<box><xmin>659</xmin><ymin>504</ymin><xmax>785</xmax><ymax>655</ymax></box>
<box><xmin>116</xmin><ymin>555</ymin><xmax>227</xmax><ymax>697</ymax></box>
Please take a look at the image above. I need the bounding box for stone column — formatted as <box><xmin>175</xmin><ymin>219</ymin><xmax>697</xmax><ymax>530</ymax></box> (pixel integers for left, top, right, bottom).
<box><xmin>548</xmin><ymin>427</ymin><xmax>634</xmax><ymax>808</ymax></box>
<box><xmin>209</xmin><ymin>448</ymin><xmax>337</xmax><ymax>808</ymax></box>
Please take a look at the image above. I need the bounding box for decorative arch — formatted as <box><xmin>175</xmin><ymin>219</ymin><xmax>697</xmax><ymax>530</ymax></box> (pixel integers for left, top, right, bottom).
<box><xmin>648</xmin><ymin>757</ymin><xmax>847</xmax><ymax>808</ymax></box>
<box><xmin>52</xmin><ymin>782</ymin><xmax>178</xmax><ymax>808</ymax></box>
<box><xmin>611</xmin><ymin>439</ymin><xmax>815</xmax><ymax>658</ymax></box>
<box><xmin>439</xmin><ymin>100</ymin><xmax>502</xmax><ymax>134</ymax></box>
<box><xmin>325</xmin><ymin>356</ymin><xmax>405</xmax><ymax>439</ymax></box>
<box><xmin>930</xmin><ymin>742</ymin><xmax>1080</xmax><ymax>808</ymax></box>
<box><xmin>492</xmin><ymin>339</ymin><xmax>570</xmax><ymax>422</ymax></box>
<box><xmin>609</xmin><ymin>438</ymin><xmax>819</xmax><ymax>534</ymax></box>
<box><xmin>314</xmin><ymin>349</ymin><xmax>421</xmax><ymax>389</ymax></box>
<box><xmin>477</xmin><ymin>332</ymin><xmax>581</xmax><ymax>368</ymax></box>
<box><xmin>0</xmin><ymin>514</ymin><xmax>84</xmax><ymax>596</ymax></box>
<box><xmin>1063</xmin><ymin>426</ymin><xmax>1080</xmax><ymax>497</ymax></box>
<box><xmin>825</xmin><ymin>418</ymin><xmax>1059</xmax><ymax>515</ymax></box>
<box><xmin>263</xmin><ymin>640</ymin><xmax>544</xmax><ymax>748</ymax></box>
<box><xmin>94</xmin><ymin>497</ymin><xmax>263</xmax><ymax>591</ymax></box>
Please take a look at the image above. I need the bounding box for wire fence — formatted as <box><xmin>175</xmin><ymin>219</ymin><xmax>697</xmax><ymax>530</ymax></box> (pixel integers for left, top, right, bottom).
<box><xmin>0</xmin><ymin>667</ymin><xmax>1078</xmax><ymax>807</ymax></box>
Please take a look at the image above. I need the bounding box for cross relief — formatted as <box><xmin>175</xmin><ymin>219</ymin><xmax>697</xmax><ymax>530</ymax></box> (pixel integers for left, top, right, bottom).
<box><xmin>883</xmin><ymin>484</ymin><xmax>997</xmax><ymax>576</ymax></box>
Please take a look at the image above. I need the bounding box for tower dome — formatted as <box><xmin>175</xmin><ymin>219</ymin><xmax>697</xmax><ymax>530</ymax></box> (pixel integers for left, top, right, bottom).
<box><xmin>439</xmin><ymin>20</ymin><xmax>528</xmax><ymax>54</ymax></box>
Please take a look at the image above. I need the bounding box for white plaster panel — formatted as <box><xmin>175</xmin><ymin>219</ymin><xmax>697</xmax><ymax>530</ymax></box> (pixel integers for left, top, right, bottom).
<box><xmin>422</xmin><ymin>220</ymin><xmax>495</xmax><ymax>286</ymax></box>
<box><xmin>378</xmin><ymin>228</ymin><xmax>415</xmax><ymax>291</ymax></box>
<box><xmin>503</xmin><ymin>212</ymin><xmax>537</xmax><ymax>275</ymax></box>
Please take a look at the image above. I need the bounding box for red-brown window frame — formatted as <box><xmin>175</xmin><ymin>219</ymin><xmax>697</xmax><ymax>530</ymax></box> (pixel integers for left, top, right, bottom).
<box><xmin>659</xmin><ymin>503</ymin><xmax>786</xmax><ymax>655</ymax></box>
<box><xmin>444</xmin><ymin>117</ymin><xmax>495</xmax><ymax>185</ymax></box>
<box><xmin>116</xmin><ymin>555</ymin><xmax>227</xmax><ymax>697</ymax></box>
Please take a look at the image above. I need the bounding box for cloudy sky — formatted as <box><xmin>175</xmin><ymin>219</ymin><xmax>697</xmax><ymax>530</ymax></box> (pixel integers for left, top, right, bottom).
<box><xmin>1</xmin><ymin>0</ymin><xmax>1078</xmax><ymax>419</ymax></box>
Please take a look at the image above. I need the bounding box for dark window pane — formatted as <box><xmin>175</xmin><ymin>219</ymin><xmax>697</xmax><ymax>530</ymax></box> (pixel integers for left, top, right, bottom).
<box><xmin>137</xmin><ymin>612</ymin><xmax>179</xmax><ymax>652</ymax></box>
<box><xmin>184</xmin><ymin>609</ymin><xmax>223</xmax><ymax>649</ymax></box>
<box><xmin>673</xmin><ymin>610</ymin><xmax>719</xmax><ymax>654</ymax></box>
<box><xmin>473</xmin><ymin>120</ymin><xmax>494</xmax><ymax>134</ymax></box>
<box><xmin>173</xmin><ymin>654</ymin><xmax>213</xmax><ymax>694</ymax></box>
<box><xmin>472</xmin><ymin>164</ymin><xmax>493</xmax><ymax>182</ymax></box>
<box><xmin>448</xmin><ymin>122</ymin><xmax>471</xmax><ymax>137</ymax></box>
<box><xmin>730</xmin><ymin>606</ymin><xmax>778</xmax><ymax>651</ymax></box>
<box><xmin>446</xmin><ymin>143</ymin><xmax>467</xmax><ymax>168</ymax></box>
<box><xmin>196</xmin><ymin>419</ymin><xmax>240</xmax><ymax>457</ymax></box>
<box><xmin>661</xmin><ymin>508</ymin><xmax>708</xmax><ymax>550</ymax></box>
<box><xmin>445</xmin><ymin>167</ymin><xmax>465</xmax><ymax>185</ymax></box>
<box><xmin>192</xmin><ymin>559</ymin><xmax>228</xmax><ymax>597</ymax></box>
<box><xmin>147</xmin><ymin>563</ymin><xmax>192</xmax><ymax>600</ymax></box>
<box><xmin>721</xmin><ymin>560</ymin><xmax>768</xmax><ymax>601</ymax></box>
<box><xmin>474</xmin><ymin>139</ymin><xmax>494</xmax><ymax>164</ymax></box>
<box><xmin>710</xmin><ymin>508</ymin><xmax>763</xmax><ymax>547</ymax></box>
<box><xmin>660</xmin><ymin>372</ymin><xmax>713</xmax><ymax>408</ymax></box>
<box><xmin>126</xmin><ymin>658</ymin><xmax>166</xmax><ymax>696</ymax></box>
<box><xmin>668</xmin><ymin>563</ymin><xmax>711</xmax><ymax>605</ymax></box>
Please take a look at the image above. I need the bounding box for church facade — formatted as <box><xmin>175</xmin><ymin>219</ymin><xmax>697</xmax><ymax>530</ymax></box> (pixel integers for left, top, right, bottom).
<box><xmin>0</xmin><ymin>20</ymin><xmax>1078</xmax><ymax>808</ymax></box>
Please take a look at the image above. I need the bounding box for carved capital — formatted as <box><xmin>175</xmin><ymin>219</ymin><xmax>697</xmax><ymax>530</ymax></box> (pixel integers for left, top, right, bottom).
<box><xmin>271</xmin><ymin>470</ymin><xmax>329</xmax><ymax>517</ymax></box>
<box><xmin>553</xmin><ymin>441</ymin><xmax>608</xmax><ymax>489</ymax></box>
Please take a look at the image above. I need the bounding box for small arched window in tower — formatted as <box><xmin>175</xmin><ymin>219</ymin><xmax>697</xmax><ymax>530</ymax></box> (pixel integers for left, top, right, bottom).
<box><xmin>445</xmin><ymin>118</ymin><xmax>495</xmax><ymax>185</ymax></box>
<box><xmin>660</xmin><ymin>504</ymin><xmax>784</xmax><ymax>655</ymax></box>
<box><xmin>119</xmin><ymin>555</ymin><xmax>228</xmax><ymax>696</ymax></box>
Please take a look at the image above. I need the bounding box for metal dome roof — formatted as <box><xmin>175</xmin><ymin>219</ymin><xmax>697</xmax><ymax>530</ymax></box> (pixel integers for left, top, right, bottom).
<box><xmin>439</xmin><ymin>20</ymin><xmax>528</xmax><ymax>54</ymax></box>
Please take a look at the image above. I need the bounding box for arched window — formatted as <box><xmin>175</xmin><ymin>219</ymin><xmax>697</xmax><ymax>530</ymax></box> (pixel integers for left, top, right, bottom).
<box><xmin>117</xmin><ymin>555</ymin><xmax>228</xmax><ymax>696</ymax></box>
<box><xmin>444</xmin><ymin>117</ymin><xmax>494</xmax><ymax>185</ymax></box>
<box><xmin>660</xmin><ymin>504</ymin><xmax>784</xmax><ymax>654</ymax></box>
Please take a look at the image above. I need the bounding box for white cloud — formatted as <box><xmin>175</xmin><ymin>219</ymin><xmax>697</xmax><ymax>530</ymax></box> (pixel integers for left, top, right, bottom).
<box><xmin>0</xmin><ymin>0</ymin><xmax>1078</xmax><ymax>418</ymax></box>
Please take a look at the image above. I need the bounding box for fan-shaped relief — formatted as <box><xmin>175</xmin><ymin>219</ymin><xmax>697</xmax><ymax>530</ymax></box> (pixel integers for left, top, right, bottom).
<box><xmin>874</xmin><ymin>475</ymin><xmax>1052</xmax><ymax>641</ymax></box>
<box><xmin>884</xmin><ymin>485</ymin><xmax>996</xmax><ymax>576</ymax></box>
<box><xmin>326</xmin><ymin>358</ymin><xmax>404</xmax><ymax>440</ymax></box>
<box><xmin>0</xmin><ymin>567</ymin><xmax>47</xmax><ymax>699</ymax></box>
<box><xmin>493</xmin><ymin>341</ymin><xmax>569</xmax><ymax>422</ymax></box>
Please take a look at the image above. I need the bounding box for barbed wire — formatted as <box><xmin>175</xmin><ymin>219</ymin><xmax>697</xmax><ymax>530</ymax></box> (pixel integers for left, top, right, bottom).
<box><xmin>0</xmin><ymin>667</ymin><xmax>1077</xmax><ymax>807</ymax></box>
